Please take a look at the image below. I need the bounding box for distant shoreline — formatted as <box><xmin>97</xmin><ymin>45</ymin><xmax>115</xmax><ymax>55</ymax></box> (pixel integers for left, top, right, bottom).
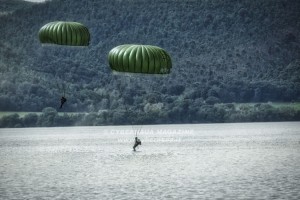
<box><xmin>1</xmin><ymin>102</ymin><xmax>299</xmax><ymax>128</ymax></box>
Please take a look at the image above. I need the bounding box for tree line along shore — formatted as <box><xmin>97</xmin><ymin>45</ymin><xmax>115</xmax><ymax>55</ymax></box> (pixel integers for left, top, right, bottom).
<box><xmin>1</xmin><ymin>102</ymin><xmax>299</xmax><ymax>128</ymax></box>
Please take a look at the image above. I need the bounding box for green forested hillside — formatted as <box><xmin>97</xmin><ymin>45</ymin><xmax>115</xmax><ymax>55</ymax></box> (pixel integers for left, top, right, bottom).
<box><xmin>0</xmin><ymin>0</ymin><xmax>299</xmax><ymax>126</ymax></box>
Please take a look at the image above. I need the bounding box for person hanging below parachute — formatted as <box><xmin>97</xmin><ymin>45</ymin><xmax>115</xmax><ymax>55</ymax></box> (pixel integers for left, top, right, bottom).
<box><xmin>108</xmin><ymin>44</ymin><xmax>172</xmax><ymax>151</ymax></box>
<box><xmin>60</xmin><ymin>96</ymin><xmax>67</xmax><ymax>109</ymax></box>
<box><xmin>38</xmin><ymin>21</ymin><xmax>90</xmax><ymax>110</ymax></box>
<box><xmin>56</xmin><ymin>82</ymin><xmax>69</xmax><ymax>109</ymax></box>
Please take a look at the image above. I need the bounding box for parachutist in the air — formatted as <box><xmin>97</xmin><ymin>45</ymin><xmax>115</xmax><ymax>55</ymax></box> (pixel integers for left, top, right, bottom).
<box><xmin>60</xmin><ymin>96</ymin><xmax>67</xmax><ymax>109</ymax></box>
<box><xmin>133</xmin><ymin>137</ymin><xmax>142</xmax><ymax>151</ymax></box>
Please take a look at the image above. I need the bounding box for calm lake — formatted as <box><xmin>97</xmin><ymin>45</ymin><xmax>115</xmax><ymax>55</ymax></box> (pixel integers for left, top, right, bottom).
<box><xmin>0</xmin><ymin>122</ymin><xmax>300</xmax><ymax>199</ymax></box>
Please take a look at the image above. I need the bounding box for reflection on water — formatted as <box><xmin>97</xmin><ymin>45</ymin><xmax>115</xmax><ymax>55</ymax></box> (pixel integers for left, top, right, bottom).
<box><xmin>0</xmin><ymin>122</ymin><xmax>300</xmax><ymax>199</ymax></box>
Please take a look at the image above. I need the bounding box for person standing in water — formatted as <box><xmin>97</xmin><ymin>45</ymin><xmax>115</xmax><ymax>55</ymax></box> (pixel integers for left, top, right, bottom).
<box><xmin>133</xmin><ymin>137</ymin><xmax>142</xmax><ymax>151</ymax></box>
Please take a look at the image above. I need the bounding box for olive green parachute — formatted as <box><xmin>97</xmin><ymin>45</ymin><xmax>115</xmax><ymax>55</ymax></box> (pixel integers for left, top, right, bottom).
<box><xmin>108</xmin><ymin>44</ymin><xmax>172</xmax><ymax>74</ymax></box>
<box><xmin>39</xmin><ymin>21</ymin><xmax>90</xmax><ymax>46</ymax></box>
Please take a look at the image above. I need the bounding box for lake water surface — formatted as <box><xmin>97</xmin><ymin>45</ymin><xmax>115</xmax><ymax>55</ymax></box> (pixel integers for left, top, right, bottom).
<box><xmin>1</xmin><ymin>122</ymin><xmax>300</xmax><ymax>199</ymax></box>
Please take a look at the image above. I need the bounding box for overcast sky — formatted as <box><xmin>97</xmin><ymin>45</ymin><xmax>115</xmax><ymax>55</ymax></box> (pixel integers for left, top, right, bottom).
<box><xmin>23</xmin><ymin>0</ymin><xmax>47</xmax><ymax>2</ymax></box>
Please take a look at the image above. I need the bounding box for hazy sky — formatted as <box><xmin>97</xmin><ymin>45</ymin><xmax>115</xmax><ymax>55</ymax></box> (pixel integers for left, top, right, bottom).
<box><xmin>23</xmin><ymin>0</ymin><xmax>46</xmax><ymax>2</ymax></box>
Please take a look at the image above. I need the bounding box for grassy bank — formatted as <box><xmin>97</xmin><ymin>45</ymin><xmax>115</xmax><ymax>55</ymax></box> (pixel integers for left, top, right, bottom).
<box><xmin>0</xmin><ymin>111</ymin><xmax>84</xmax><ymax>118</ymax></box>
<box><xmin>0</xmin><ymin>112</ymin><xmax>42</xmax><ymax>118</ymax></box>
<box><xmin>231</xmin><ymin>102</ymin><xmax>300</xmax><ymax>111</ymax></box>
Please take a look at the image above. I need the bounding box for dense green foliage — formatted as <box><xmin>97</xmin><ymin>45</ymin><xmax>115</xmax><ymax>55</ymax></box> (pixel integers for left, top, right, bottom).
<box><xmin>0</xmin><ymin>0</ymin><xmax>299</xmax><ymax>125</ymax></box>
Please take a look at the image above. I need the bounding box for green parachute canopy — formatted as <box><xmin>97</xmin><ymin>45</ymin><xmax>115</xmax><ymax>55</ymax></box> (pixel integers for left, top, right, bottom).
<box><xmin>108</xmin><ymin>44</ymin><xmax>172</xmax><ymax>74</ymax></box>
<box><xmin>39</xmin><ymin>21</ymin><xmax>90</xmax><ymax>46</ymax></box>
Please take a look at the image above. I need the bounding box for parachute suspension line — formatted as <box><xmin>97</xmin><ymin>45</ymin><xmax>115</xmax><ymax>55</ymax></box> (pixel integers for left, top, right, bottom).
<box><xmin>136</xmin><ymin>125</ymin><xmax>143</xmax><ymax>137</ymax></box>
<box><xmin>56</xmin><ymin>82</ymin><xmax>61</xmax><ymax>96</ymax></box>
<box><xmin>56</xmin><ymin>81</ymin><xmax>70</xmax><ymax>98</ymax></box>
<box><xmin>132</xmin><ymin>125</ymin><xmax>136</xmax><ymax>137</ymax></box>
<box><xmin>135</xmin><ymin>127</ymin><xmax>138</xmax><ymax>137</ymax></box>
<box><xmin>63</xmin><ymin>83</ymin><xmax>70</xmax><ymax>97</ymax></box>
<box><xmin>63</xmin><ymin>83</ymin><xmax>66</xmax><ymax>97</ymax></box>
<box><xmin>132</xmin><ymin>125</ymin><xmax>143</xmax><ymax>138</ymax></box>
<box><xmin>56</xmin><ymin>82</ymin><xmax>64</xmax><ymax>97</ymax></box>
